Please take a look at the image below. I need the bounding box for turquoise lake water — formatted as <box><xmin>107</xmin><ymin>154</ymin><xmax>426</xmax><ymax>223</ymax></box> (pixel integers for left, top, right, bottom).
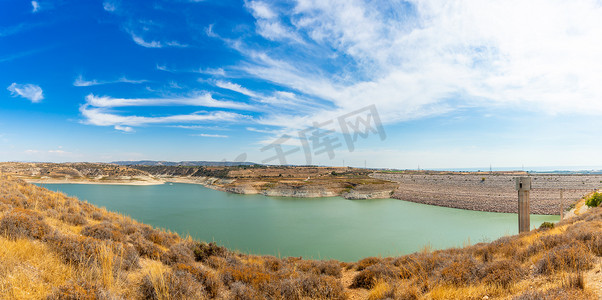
<box><xmin>38</xmin><ymin>183</ymin><xmax>559</xmax><ymax>262</ymax></box>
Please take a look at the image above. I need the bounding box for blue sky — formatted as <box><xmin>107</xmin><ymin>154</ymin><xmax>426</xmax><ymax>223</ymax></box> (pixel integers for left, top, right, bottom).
<box><xmin>2</xmin><ymin>0</ymin><xmax>602</xmax><ymax>169</ymax></box>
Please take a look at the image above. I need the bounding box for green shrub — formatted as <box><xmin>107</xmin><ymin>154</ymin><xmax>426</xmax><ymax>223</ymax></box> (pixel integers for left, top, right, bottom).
<box><xmin>192</xmin><ymin>241</ymin><xmax>228</xmax><ymax>262</ymax></box>
<box><xmin>539</xmin><ymin>222</ymin><xmax>555</xmax><ymax>230</ymax></box>
<box><xmin>585</xmin><ymin>192</ymin><xmax>602</xmax><ymax>207</ymax></box>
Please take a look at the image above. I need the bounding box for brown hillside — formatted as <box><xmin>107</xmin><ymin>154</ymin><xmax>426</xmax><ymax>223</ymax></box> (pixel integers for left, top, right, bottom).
<box><xmin>0</xmin><ymin>175</ymin><xmax>600</xmax><ymax>299</ymax></box>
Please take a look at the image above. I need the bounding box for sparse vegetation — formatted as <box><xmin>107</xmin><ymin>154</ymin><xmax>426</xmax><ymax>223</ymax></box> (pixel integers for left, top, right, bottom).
<box><xmin>0</xmin><ymin>174</ymin><xmax>600</xmax><ymax>299</ymax></box>
<box><xmin>585</xmin><ymin>191</ymin><xmax>602</xmax><ymax>207</ymax></box>
<box><xmin>539</xmin><ymin>221</ymin><xmax>555</xmax><ymax>230</ymax></box>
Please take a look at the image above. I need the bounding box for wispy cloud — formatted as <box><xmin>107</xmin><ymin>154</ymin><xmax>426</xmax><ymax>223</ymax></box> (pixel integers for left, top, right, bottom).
<box><xmin>0</xmin><ymin>47</ymin><xmax>48</xmax><ymax>63</ymax></box>
<box><xmin>156</xmin><ymin>64</ymin><xmax>227</xmax><ymax>77</ymax></box>
<box><xmin>0</xmin><ymin>23</ymin><xmax>40</xmax><ymax>38</ymax></box>
<box><xmin>80</xmin><ymin>91</ymin><xmax>255</xmax><ymax>131</ymax></box>
<box><xmin>129</xmin><ymin>31</ymin><xmax>188</xmax><ymax>48</ymax></box>
<box><xmin>214</xmin><ymin>80</ymin><xmax>258</xmax><ymax>98</ymax></box>
<box><xmin>7</xmin><ymin>83</ymin><xmax>44</xmax><ymax>103</ymax></box>
<box><xmin>25</xmin><ymin>148</ymin><xmax>72</xmax><ymax>156</ymax></box>
<box><xmin>192</xmin><ymin>133</ymin><xmax>229</xmax><ymax>138</ymax></box>
<box><xmin>173</xmin><ymin>125</ymin><xmax>227</xmax><ymax>130</ymax></box>
<box><xmin>131</xmin><ymin>33</ymin><xmax>162</xmax><ymax>48</ymax></box>
<box><xmin>85</xmin><ymin>94</ymin><xmax>254</xmax><ymax>110</ymax></box>
<box><xmin>114</xmin><ymin>125</ymin><xmax>134</xmax><ymax>133</ymax></box>
<box><xmin>80</xmin><ymin>105</ymin><xmax>247</xmax><ymax>127</ymax></box>
<box><xmin>31</xmin><ymin>1</ymin><xmax>40</xmax><ymax>13</ymax></box>
<box><xmin>245</xmin><ymin>1</ymin><xmax>305</xmax><ymax>43</ymax></box>
<box><xmin>103</xmin><ymin>1</ymin><xmax>116</xmax><ymax>12</ymax></box>
<box><xmin>216</xmin><ymin>0</ymin><xmax>602</xmax><ymax>134</ymax></box>
<box><xmin>73</xmin><ymin>75</ymin><xmax>147</xmax><ymax>87</ymax></box>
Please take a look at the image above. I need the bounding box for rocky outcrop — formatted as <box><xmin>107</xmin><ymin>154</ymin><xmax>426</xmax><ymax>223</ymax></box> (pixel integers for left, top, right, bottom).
<box><xmin>342</xmin><ymin>189</ymin><xmax>394</xmax><ymax>200</ymax></box>
<box><xmin>260</xmin><ymin>185</ymin><xmax>338</xmax><ymax>198</ymax></box>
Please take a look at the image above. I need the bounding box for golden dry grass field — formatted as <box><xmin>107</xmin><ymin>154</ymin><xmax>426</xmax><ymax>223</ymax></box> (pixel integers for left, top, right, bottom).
<box><xmin>0</xmin><ymin>174</ymin><xmax>601</xmax><ymax>299</ymax></box>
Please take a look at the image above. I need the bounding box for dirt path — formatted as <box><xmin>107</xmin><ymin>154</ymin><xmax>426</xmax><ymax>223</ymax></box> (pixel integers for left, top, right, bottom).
<box><xmin>585</xmin><ymin>257</ymin><xmax>602</xmax><ymax>299</ymax></box>
<box><xmin>341</xmin><ymin>269</ymin><xmax>369</xmax><ymax>300</ymax></box>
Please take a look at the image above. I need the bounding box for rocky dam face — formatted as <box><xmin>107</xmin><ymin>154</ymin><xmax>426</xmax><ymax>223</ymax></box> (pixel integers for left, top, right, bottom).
<box><xmin>374</xmin><ymin>172</ymin><xmax>602</xmax><ymax>214</ymax></box>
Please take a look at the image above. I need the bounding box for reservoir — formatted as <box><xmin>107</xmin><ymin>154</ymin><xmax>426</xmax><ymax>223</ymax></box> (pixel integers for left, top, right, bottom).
<box><xmin>39</xmin><ymin>182</ymin><xmax>559</xmax><ymax>262</ymax></box>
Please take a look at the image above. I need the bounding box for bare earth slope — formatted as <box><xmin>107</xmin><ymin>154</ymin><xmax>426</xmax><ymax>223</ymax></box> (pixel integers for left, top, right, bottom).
<box><xmin>374</xmin><ymin>172</ymin><xmax>602</xmax><ymax>215</ymax></box>
<box><xmin>0</xmin><ymin>162</ymin><xmax>161</xmax><ymax>185</ymax></box>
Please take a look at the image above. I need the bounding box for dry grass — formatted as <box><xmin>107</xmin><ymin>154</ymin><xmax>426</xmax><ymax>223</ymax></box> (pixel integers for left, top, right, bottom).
<box><xmin>0</xmin><ymin>237</ymin><xmax>74</xmax><ymax>299</ymax></box>
<box><xmin>0</xmin><ymin>174</ymin><xmax>601</xmax><ymax>299</ymax></box>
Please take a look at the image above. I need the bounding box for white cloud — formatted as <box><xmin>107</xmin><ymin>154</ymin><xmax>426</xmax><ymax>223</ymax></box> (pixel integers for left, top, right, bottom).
<box><xmin>165</xmin><ymin>41</ymin><xmax>189</xmax><ymax>47</ymax></box>
<box><xmin>114</xmin><ymin>125</ymin><xmax>134</xmax><ymax>132</ymax></box>
<box><xmin>229</xmin><ymin>0</ymin><xmax>602</xmax><ymax>134</ymax></box>
<box><xmin>131</xmin><ymin>33</ymin><xmax>162</xmax><ymax>48</ymax></box>
<box><xmin>85</xmin><ymin>93</ymin><xmax>254</xmax><ymax>110</ymax></box>
<box><xmin>174</xmin><ymin>125</ymin><xmax>226</xmax><ymax>130</ymax></box>
<box><xmin>214</xmin><ymin>80</ymin><xmax>258</xmax><ymax>98</ymax></box>
<box><xmin>31</xmin><ymin>1</ymin><xmax>40</xmax><ymax>13</ymax></box>
<box><xmin>246</xmin><ymin>127</ymin><xmax>278</xmax><ymax>134</ymax></box>
<box><xmin>156</xmin><ymin>64</ymin><xmax>169</xmax><ymax>72</ymax></box>
<box><xmin>7</xmin><ymin>83</ymin><xmax>44</xmax><ymax>103</ymax></box>
<box><xmin>192</xmin><ymin>133</ymin><xmax>229</xmax><ymax>138</ymax></box>
<box><xmin>129</xmin><ymin>32</ymin><xmax>188</xmax><ymax>48</ymax></box>
<box><xmin>80</xmin><ymin>105</ymin><xmax>246</xmax><ymax>127</ymax></box>
<box><xmin>245</xmin><ymin>1</ymin><xmax>305</xmax><ymax>43</ymax></box>
<box><xmin>26</xmin><ymin>149</ymin><xmax>71</xmax><ymax>156</ymax></box>
<box><xmin>73</xmin><ymin>76</ymin><xmax>99</xmax><ymax>87</ymax></box>
<box><xmin>103</xmin><ymin>1</ymin><xmax>116</xmax><ymax>12</ymax></box>
<box><xmin>73</xmin><ymin>75</ymin><xmax>147</xmax><ymax>86</ymax></box>
<box><xmin>48</xmin><ymin>149</ymin><xmax>67</xmax><ymax>154</ymax></box>
<box><xmin>247</xmin><ymin>1</ymin><xmax>277</xmax><ymax>19</ymax></box>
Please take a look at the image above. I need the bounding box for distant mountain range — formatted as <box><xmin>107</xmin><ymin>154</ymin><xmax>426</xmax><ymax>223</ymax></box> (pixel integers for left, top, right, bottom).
<box><xmin>111</xmin><ymin>160</ymin><xmax>259</xmax><ymax>167</ymax></box>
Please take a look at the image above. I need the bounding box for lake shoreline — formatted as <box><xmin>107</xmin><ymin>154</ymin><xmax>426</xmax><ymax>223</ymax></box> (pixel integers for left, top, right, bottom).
<box><xmin>24</xmin><ymin>178</ymin><xmax>165</xmax><ymax>186</ymax></box>
<box><xmin>25</xmin><ymin>174</ymin><xmax>585</xmax><ymax>216</ymax></box>
<box><xmin>36</xmin><ymin>181</ymin><xmax>560</xmax><ymax>261</ymax></box>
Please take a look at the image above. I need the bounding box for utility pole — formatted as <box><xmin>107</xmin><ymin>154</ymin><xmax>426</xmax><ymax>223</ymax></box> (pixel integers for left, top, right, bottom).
<box><xmin>515</xmin><ymin>177</ymin><xmax>531</xmax><ymax>233</ymax></box>
<box><xmin>559</xmin><ymin>188</ymin><xmax>564</xmax><ymax>220</ymax></box>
